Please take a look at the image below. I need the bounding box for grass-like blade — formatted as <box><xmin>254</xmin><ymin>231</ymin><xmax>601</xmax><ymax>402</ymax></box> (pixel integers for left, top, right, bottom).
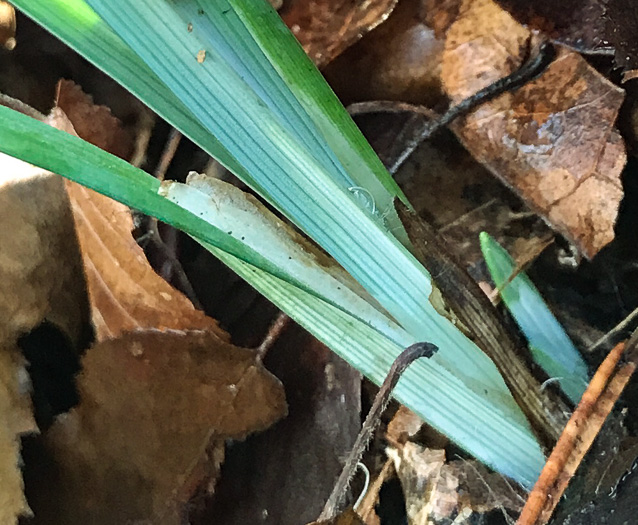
<box><xmin>480</xmin><ymin>232</ymin><xmax>589</xmax><ymax>403</ymax></box>
<box><xmin>6</xmin><ymin>0</ymin><xmax>552</xmax><ymax>485</ymax></box>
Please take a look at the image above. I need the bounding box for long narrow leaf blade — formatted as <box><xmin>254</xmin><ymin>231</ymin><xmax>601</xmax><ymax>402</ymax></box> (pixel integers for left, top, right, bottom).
<box><xmin>159</xmin><ymin>173</ymin><xmax>413</xmax><ymax>345</ymax></box>
<box><xmin>480</xmin><ymin>232</ymin><xmax>589</xmax><ymax>402</ymax></box>
<box><xmin>227</xmin><ymin>0</ymin><xmax>409</xmax><ymax>226</ymax></box>
<box><xmin>160</xmin><ymin>174</ymin><xmax>545</xmax><ymax>486</ymax></box>
<box><xmin>19</xmin><ymin>1</ymin><xmax>515</xmax><ymax>396</ymax></box>
<box><xmin>0</xmin><ymin>105</ymin><xmax>278</xmax><ymax>278</ymax></box>
<box><xmin>81</xmin><ymin>0</ymin><xmax>511</xmax><ymax>386</ymax></box>
<box><xmin>0</xmin><ymin>103</ymin><xmax>545</xmax><ymax>486</ymax></box>
<box><xmin>169</xmin><ymin>0</ymin><xmax>357</xmax><ymax>193</ymax></box>
<box><xmin>203</xmin><ymin>244</ymin><xmax>546</xmax><ymax>488</ymax></box>
<box><xmin>9</xmin><ymin>0</ymin><xmax>550</xmax><ymax>485</ymax></box>
<box><xmin>12</xmin><ymin>0</ymin><xmax>264</xmax><ymax>193</ymax></box>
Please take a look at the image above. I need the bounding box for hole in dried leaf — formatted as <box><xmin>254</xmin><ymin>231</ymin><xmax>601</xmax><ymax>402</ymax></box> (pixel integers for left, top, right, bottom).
<box><xmin>376</xmin><ymin>477</ymin><xmax>407</xmax><ymax>524</ymax></box>
<box><xmin>17</xmin><ymin>321</ymin><xmax>81</xmax><ymax>430</ymax></box>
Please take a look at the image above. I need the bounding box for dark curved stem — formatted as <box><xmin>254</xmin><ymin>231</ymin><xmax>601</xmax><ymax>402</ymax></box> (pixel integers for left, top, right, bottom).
<box><xmin>319</xmin><ymin>342</ymin><xmax>438</xmax><ymax>520</ymax></box>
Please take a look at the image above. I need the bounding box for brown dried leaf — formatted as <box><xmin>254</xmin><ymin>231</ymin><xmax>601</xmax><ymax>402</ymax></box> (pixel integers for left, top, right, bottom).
<box><xmin>53</xmin><ymin>80</ymin><xmax>225</xmax><ymax>341</ymax></box>
<box><xmin>0</xmin><ymin>142</ymin><xmax>90</xmax><ymax>524</ymax></box>
<box><xmin>451</xmin><ymin>459</ymin><xmax>525</xmax><ymax>515</ymax></box>
<box><xmin>202</xmin><ymin>329</ymin><xmax>360</xmax><ymax>525</ymax></box>
<box><xmin>64</xmin><ymin>175</ymin><xmax>226</xmax><ymax>340</ymax></box>
<box><xmin>494</xmin><ymin>0</ymin><xmax>638</xmax><ymax>74</ymax></box>
<box><xmin>324</xmin><ymin>0</ymin><xmax>445</xmax><ymax>106</ymax></box>
<box><xmin>0</xmin><ymin>151</ymin><xmax>88</xmax><ymax>351</ymax></box>
<box><xmin>354</xmin><ymin>109</ymin><xmax>553</xmax><ymax>283</ymax></box>
<box><xmin>31</xmin><ymin>330</ymin><xmax>286</xmax><ymax>524</ymax></box>
<box><xmin>0</xmin><ymin>350</ymin><xmax>34</xmax><ymax>524</ymax></box>
<box><xmin>387</xmin><ymin>444</ymin><xmax>458</xmax><ymax>524</ymax></box>
<box><xmin>386</xmin><ymin>405</ymin><xmax>424</xmax><ymax>446</ymax></box>
<box><xmin>19</xmin><ymin>87</ymin><xmax>287</xmax><ymax>523</ymax></box>
<box><xmin>421</xmin><ymin>0</ymin><xmax>462</xmax><ymax>38</ymax></box>
<box><xmin>388</xmin><ymin>442</ymin><xmax>525</xmax><ymax>524</ymax></box>
<box><xmin>441</xmin><ymin>0</ymin><xmax>528</xmax><ymax>98</ymax></box>
<box><xmin>281</xmin><ymin>0</ymin><xmax>399</xmax><ymax>67</ymax></box>
<box><xmin>56</xmin><ymin>79</ymin><xmax>133</xmax><ymax>160</ymax></box>
<box><xmin>441</xmin><ymin>0</ymin><xmax>626</xmax><ymax>258</ymax></box>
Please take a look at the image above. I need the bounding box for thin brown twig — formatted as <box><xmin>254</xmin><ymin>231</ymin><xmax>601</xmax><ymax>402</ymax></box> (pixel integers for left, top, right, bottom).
<box><xmin>488</xmin><ymin>237</ymin><xmax>555</xmax><ymax>305</ymax></box>
<box><xmin>256</xmin><ymin>311</ymin><xmax>290</xmax><ymax>362</ymax></box>
<box><xmin>347</xmin><ymin>100</ymin><xmax>438</xmax><ymax>118</ymax></box>
<box><xmin>587</xmin><ymin>304</ymin><xmax>638</xmax><ymax>353</ymax></box>
<box><xmin>154</xmin><ymin>128</ymin><xmax>182</xmax><ymax>181</ymax></box>
<box><xmin>129</xmin><ymin>108</ymin><xmax>155</xmax><ymax>168</ymax></box>
<box><xmin>437</xmin><ymin>199</ymin><xmax>498</xmax><ymax>234</ymax></box>
<box><xmin>0</xmin><ymin>93</ymin><xmax>45</xmax><ymax>120</ymax></box>
<box><xmin>318</xmin><ymin>342</ymin><xmax>438</xmax><ymax>520</ymax></box>
<box><xmin>136</xmin><ymin>127</ymin><xmax>202</xmax><ymax>309</ymax></box>
<box><xmin>517</xmin><ymin>335</ymin><xmax>638</xmax><ymax>525</ymax></box>
<box><xmin>538</xmin><ymin>361</ymin><xmax>636</xmax><ymax>523</ymax></box>
<box><xmin>355</xmin><ymin>458</ymin><xmax>395</xmax><ymax>522</ymax></box>
<box><xmin>144</xmin><ymin>219</ymin><xmax>204</xmax><ymax>309</ymax></box>
<box><xmin>349</xmin><ymin>40</ymin><xmax>555</xmax><ymax>175</ymax></box>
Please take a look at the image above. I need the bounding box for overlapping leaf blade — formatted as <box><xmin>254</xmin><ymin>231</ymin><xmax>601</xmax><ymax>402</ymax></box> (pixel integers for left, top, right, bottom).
<box><xmin>12</xmin><ymin>0</ymin><xmax>264</xmax><ymax>191</ymax></box>
<box><xmin>0</xmin><ymin>104</ymin><xmax>545</xmax><ymax>484</ymax></box>
<box><xmin>79</xmin><ymin>0</ymin><xmax>505</xmax><ymax>377</ymax></box>
<box><xmin>0</xmin><ymin>106</ymin><xmax>274</xmax><ymax>273</ymax></box>
<box><xmin>228</xmin><ymin>0</ymin><xmax>409</xmax><ymax>227</ymax></box>
<box><xmin>209</xmin><ymin>246</ymin><xmax>546</xmax><ymax>488</ymax></box>
<box><xmin>5</xmin><ymin>0</ymin><xmax>551</xmax><ymax>484</ymax></box>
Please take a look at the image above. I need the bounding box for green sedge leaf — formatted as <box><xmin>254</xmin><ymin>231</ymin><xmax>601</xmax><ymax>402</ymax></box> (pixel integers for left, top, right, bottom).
<box><xmin>480</xmin><ymin>232</ymin><xmax>589</xmax><ymax>403</ymax></box>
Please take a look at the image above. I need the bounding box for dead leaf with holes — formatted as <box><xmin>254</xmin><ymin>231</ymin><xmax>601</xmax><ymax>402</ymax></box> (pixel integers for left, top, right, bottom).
<box><xmin>388</xmin><ymin>442</ymin><xmax>526</xmax><ymax>524</ymax></box>
<box><xmin>281</xmin><ymin>0</ymin><xmax>398</xmax><ymax>67</ymax></box>
<box><xmin>13</xmin><ymin>83</ymin><xmax>287</xmax><ymax>524</ymax></box>
<box><xmin>440</xmin><ymin>0</ymin><xmax>626</xmax><ymax>258</ymax></box>
<box><xmin>0</xmin><ymin>95</ymin><xmax>90</xmax><ymax>525</ymax></box>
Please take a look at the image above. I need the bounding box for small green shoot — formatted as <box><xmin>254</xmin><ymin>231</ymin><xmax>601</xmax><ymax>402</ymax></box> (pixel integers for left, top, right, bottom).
<box><xmin>480</xmin><ymin>232</ymin><xmax>589</xmax><ymax>403</ymax></box>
